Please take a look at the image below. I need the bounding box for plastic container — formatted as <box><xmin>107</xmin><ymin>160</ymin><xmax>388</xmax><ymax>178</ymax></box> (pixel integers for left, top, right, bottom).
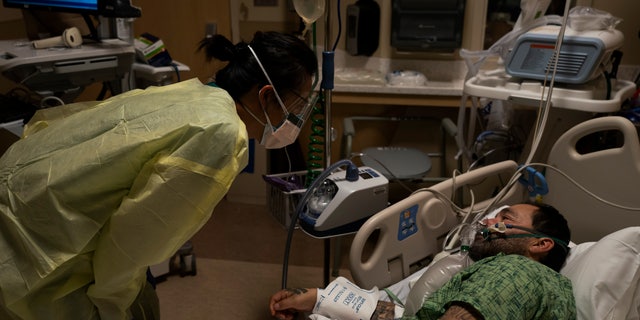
<box><xmin>264</xmin><ymin>170</ymin><xmax>310</xmax><ymax>229</ymax></box>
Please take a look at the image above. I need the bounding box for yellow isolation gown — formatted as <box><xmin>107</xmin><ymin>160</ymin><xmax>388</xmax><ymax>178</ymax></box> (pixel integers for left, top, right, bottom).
<box><xmin>0</xmin><ymin>78</ymin><xmax>248</xmax><ymax>319</ymax></box>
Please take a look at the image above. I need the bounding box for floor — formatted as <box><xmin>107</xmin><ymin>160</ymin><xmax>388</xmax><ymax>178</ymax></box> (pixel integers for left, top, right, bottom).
<box><xmin>154</xmin><ymin>197</ymin><xmax>356</xmax><ymax>319</ymax></box>
<box><xmin>188</xmin><ymin>196</ymin><xmax>354</xmax><ymax>269</ymax></box>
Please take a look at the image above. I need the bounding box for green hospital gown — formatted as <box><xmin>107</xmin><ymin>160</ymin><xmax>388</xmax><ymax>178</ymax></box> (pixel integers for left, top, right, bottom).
<box><xmin>405</xmin><ymin>254</ymin><xmax>576</xmax><ymax>320</ymax></box>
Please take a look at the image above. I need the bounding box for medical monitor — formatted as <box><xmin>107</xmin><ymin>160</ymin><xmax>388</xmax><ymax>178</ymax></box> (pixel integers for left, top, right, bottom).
<box><xmin>2</xmin><ymin>0</ymin><xmax>140</xmax><ymax>17</ymax></box>
<box><xmin>2</xmin><ymin>0</ymin><xmax>100</xmax><ymax>14</ymax></box>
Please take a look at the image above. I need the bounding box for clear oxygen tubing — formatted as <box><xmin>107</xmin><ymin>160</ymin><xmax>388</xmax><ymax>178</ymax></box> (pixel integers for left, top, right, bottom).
<box><xmin>281</xmin><ymin>159</ymin><xmax>355</xmax><ymax>289</ymax></box>
<box><xmin>422</xmin><ymin>161</ymin><xmax>640</xmax><ymax>255</ymax></box>
<box><xmin>524</xmin><ymin>0</ymin><xmax>572</xmax><ymax>165</ymax></box>
<box><xmin>475</xmin><ymin>2</ymin><xmax>572</xmax><ymax>223</ymax></box>
<box><xmin>451</xmin><ymin>2</ymin><xmax>574</xmax><ymax>250</ymax></box>
<box><xmin>386</xmin><ymin>180</ymin><xmax>482</xmax><ymax>255</ymax></box>
<box><xmin>464</xmin><ymin>162</ymin><xmax>640</xmax><ymax>234</ymax></box>
<box><xmin>482</xmin><ymin>222</ymin><xmax>570</xmax><ymax>251</ymax></box>
<box><xmin>455</xmin><ymin>14</ymin><xmax>563</xmax><ymax>163</ymax></box>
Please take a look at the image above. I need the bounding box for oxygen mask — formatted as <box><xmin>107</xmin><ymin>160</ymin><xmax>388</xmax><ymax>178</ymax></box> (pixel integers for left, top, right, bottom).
<box><xmin>478</xmin><ymin>222</ymin><xmax>569</xmax><ymax>251</ymax></box>
<box><xmin>480</xmin><ymin>221</ymin><xmax>508</xmax><ymax>240</ymax></box>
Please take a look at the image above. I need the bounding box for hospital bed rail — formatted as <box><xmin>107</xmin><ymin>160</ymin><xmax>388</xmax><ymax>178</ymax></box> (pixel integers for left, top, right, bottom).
<box><xmin>348</xmin><ymin>160</ymin><xmax>526</xmax><ymax>290</ymax></box>
<box><xmin>544</xmin><ymin>116</ymin><xmax>640</xmax><ymax>243</ymax></box>
<box><xmin>349</xmin><ymin>116</ymin><xmax>640</xmax><ymax>291</ymax></box>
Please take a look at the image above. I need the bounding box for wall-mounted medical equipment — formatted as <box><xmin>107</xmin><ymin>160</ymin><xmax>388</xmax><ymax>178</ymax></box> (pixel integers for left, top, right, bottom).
<box><xmin>505</xmin><ymin>24</ymin><xmax>624</xmax><ymax>84</ymax></box>
<box><xmin>298</xmin><ymin>165</ymin><xmax>389</xmax><ymax>238</ymax></box>
<box><xmin>346</xmin><ymin>0</ymin><xmax>380</xmax><ymax>56</ymax></box>
<box><xmin>391</xmin><ymin>0</ymin><xmax>465</xmax><ymax>52</ymax></box>
<box><xmin>0</xmin><ymin>39</ymin><xmax>135</xmax><ymax>101</ymax></box>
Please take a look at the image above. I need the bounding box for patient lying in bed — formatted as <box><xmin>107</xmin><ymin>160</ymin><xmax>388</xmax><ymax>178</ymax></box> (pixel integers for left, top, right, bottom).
<box><xmin>270</xmin><ymin>202</ymin><xmax>640</xmax><ymax>320</ymax></box>
<box><xmin>270</xmin><ymin>202</ymin><xmax>576</xmax><ymax>320</ymax></box>
<box><xmin>288</xmin><ymin>115</ymin><xmax>640</xmax><ymax>320</ymax></box>
<box><xmin>382</xmin><ymin>221</ymin><xmax>640</xmax><ymax>320</ymax></box>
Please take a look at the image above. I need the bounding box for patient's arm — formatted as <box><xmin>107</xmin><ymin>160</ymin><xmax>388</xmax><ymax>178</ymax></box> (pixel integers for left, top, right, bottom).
<box><xmin>371</xmin><ymin>301</ymin><xmax>396</xmax><ymax>319</ymax></box>
<box><xmin>440</xmin><ymin>303</ymin><xmax>483</xmax><ymax>320</ymax></box>
<box><xmin>270</xmin><ymin>289</ymin><xmax>399</xmax><ymax>320</ymax></box>
<box><xmin>269</xmin><ymin>288</ymin><xmax>317</xmax><ymax>319</ymax></box>
<box><xmin>369</xmin><ymin>301</ymin><xmax>482</xmax><ymax>320</ymax></box>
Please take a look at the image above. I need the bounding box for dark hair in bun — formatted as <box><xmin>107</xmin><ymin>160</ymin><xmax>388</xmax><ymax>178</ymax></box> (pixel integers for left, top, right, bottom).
<box><xmin>197</xmin><ymin>31</ymin><xmax>317</xmax><ymax>101</ymax></box>
<box><xmin>198</xmin><ymin>34</ymin><xmax>243</xmax><ymax>62</ymax></box>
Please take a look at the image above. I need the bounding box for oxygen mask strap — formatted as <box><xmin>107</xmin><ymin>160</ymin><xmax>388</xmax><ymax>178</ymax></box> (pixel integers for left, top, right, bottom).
<box><xmin>480</xmin><ymin>223</ymin><xmax>569</xmax><ymax>251</ymax></box>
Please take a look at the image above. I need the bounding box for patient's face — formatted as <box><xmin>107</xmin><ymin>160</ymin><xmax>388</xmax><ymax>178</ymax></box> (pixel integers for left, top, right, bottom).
<box><xmin>469</xmin><ymin>204</ymin><xmax>538</xmax><ymax>261</ymax></box>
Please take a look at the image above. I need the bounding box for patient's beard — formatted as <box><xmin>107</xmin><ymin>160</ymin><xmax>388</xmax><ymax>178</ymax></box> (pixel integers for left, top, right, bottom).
<box><xmin>469</xmin><ymin>237</ymin><xmax>529</xmax><ymax>262</ymax></box>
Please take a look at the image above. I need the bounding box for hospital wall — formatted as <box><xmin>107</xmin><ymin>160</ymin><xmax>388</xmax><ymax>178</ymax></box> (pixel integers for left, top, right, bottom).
<box><xmin>1</xmin><ymin>0</ymin><xmax>639</xmax><ymax>204</ymax></box>
<box><xmin>0</xmin><ymin>1</ymin><xmax>231</xmax><ymax>101</ymax></box>
<box><xmin>1</xmin><ymin>0</ymin><xmax>638</xmax><ymax>94</ymax></box>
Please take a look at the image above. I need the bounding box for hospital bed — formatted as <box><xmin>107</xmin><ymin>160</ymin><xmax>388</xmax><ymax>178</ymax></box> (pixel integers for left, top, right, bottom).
<box><xmin>349</xmin><ymin>116</ymin><xmax>640</xmax><ymax>319</ymax></box>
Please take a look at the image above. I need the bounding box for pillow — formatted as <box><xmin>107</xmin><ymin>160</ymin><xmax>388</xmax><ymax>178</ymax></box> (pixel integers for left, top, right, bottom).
<box><xmin>560</xmin><ymin>227</ymin><xmax>640</xmax><ymax>320</ymax></box>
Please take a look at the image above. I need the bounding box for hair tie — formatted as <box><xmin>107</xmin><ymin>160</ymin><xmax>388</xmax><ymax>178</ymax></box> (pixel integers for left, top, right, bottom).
<box><xmin>233</xmin><ymin>42</ymin><xmax>249</xmax><ymax>57</ymax></box>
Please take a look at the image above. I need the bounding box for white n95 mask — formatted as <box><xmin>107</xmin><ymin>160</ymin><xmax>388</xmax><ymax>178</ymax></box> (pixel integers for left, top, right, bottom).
<box><xmin>248</xmin><ymin>44</ymin><xmax>315</xmax><ymax>149</ymax></box>
<box><xmin>261</xmin><ymin>112</ymin><xmax>304</xmax><ymax>149</ymax></box>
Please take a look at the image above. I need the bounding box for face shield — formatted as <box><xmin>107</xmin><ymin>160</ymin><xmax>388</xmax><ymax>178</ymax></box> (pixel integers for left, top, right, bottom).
<box><xmin>287</xmin><ymin>90</ymin><xmax>318</xmax><ymax>125</ymax></box>
<box><xmin>248</xmin><ymin>45</ymin><xmax>317</xmax><ymax>149</ymax></box>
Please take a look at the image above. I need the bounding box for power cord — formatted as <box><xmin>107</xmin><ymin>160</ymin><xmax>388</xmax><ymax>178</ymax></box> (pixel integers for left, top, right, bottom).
<box><xmin>170</xmin><ymin>62</ymin><xmax>181</xmax><ymax>82</ymax></box>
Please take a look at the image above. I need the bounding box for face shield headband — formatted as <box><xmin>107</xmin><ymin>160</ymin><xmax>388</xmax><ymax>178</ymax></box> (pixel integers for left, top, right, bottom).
<box><xmin>246</xmin><ymin>45</ymin><xmax>317</xmax><ymax>149</ymax></box>
<box><xmin>480</xmin><ymin>222</ymin><xmax>569</xmax><ymax>251</ymax></box>
<box><xmin>246</xmin><ymin>45</ymin><xmax>315</xmax><ymax>129</ymax></box>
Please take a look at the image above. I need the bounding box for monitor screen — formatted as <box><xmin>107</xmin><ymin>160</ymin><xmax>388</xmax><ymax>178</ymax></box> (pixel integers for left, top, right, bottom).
<box><xmin>2</xmin><ymin>0</ymin><xmax>140</xmax><ymax>18</ymax></box>
<box><xmin>2</xmin><ymin>0</ymin><xmax>100</xmax><ymax>14</ymax></box>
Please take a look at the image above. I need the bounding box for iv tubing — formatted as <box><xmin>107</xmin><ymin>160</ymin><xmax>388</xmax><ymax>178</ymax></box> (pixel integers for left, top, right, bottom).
<box><xmin>455</xmin><ymin>15</ymin><xmax>563</xmax><ymax>162</ymax></box>
<box><xmin>525</xmin><ymin>0</ymin><xmax>572</xmax><ymax>165</ymax></box>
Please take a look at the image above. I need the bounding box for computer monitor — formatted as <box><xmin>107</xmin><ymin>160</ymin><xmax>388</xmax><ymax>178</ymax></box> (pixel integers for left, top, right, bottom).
<box><xmin>2</xmin><ymin>0</ymin><xmax>100</xmax><ymax>14</ymax></box>
<box><xmin>1</xmin><ymin>0</ymin><xmax>140</xmax><ymax>17</ymax></box>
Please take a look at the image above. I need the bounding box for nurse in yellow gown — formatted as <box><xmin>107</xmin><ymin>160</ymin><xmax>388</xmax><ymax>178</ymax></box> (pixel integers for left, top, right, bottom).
<box><xmin>0</xmin><ymin>31</ymin><xmax>317</xmax><ymax>319</ymax></box>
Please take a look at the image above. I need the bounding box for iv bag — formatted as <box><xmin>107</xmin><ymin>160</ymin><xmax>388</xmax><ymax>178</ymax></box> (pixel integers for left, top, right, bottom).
<box><xmin>293</xmin><ymin>0</ymin><xmax>325</xmax><ymax>36</ymax></box>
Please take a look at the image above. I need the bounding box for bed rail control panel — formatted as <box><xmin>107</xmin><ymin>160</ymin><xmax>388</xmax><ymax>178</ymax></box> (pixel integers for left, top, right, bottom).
<box><xmin>398</xmin><ymin>204</ymin><xmax>419</xmax><ymax>241</ymax></box>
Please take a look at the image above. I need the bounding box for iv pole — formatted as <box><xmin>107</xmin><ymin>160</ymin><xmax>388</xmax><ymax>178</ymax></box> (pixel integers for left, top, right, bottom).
<box><xmin>321</xmin><ymin>0</ymin><xmax>334</xmax><ymax>287</ymax></box>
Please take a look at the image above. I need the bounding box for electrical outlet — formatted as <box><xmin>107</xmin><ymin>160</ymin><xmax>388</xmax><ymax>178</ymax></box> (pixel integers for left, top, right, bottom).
<box><xmin>205</xmin><ymin>22</ymin><xmax>217</xmax><ymax>38</ymax></box>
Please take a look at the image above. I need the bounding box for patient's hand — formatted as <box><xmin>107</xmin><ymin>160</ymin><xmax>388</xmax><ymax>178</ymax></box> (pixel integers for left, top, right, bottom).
<box><xmin>269</xmin><ymin>287</ymin><xmax>317</xmax><ymax>320</ymax></box>
<box><xmin>440</xmin><ymin>303</ymin><xmax>483</xmax><ymax>320</ymax></box>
